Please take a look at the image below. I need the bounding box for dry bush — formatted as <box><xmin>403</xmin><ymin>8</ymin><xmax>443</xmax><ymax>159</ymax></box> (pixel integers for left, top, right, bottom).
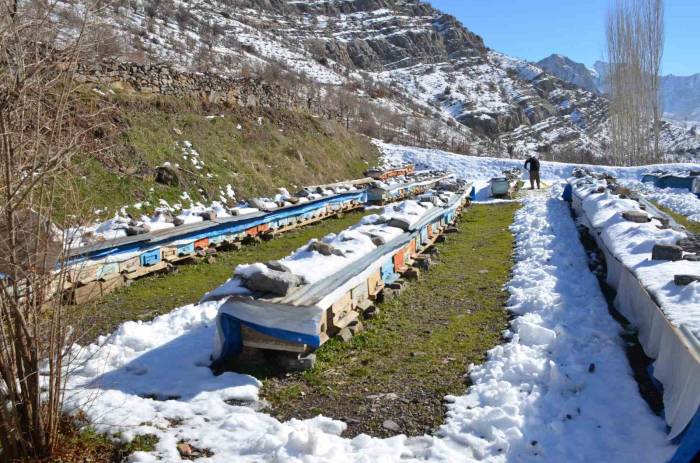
<box><xmin>0</xmin><ymin>1</ymin><xmax>108</xmax><ymax>460</ymax></box>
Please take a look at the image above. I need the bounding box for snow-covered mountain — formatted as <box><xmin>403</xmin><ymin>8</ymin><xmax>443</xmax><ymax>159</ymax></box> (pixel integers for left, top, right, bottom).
<box><xmin>661</xmin><ymin>73</ymin><xmax>700</xmax><ymax>122</ymax></box>
<box><xmin>537</xmin><ymin>54</ymin><xmax>601</xmax><ymax>94</ymax></box>
<box><xmin>540</xmin><ymin>56</ymin><xmax>700</xmax><ymax>124</ymax></box>
<box><xmin>72</xmin><ymin>0</ymin><xmax>700</xmax><ymax>161</ymax></box>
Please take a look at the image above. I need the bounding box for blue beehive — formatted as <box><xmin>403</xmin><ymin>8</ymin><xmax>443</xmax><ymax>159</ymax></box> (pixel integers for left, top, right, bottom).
<box><xmin>177</xmin><ymin>242</ymin><xmax>195</xmax><ymax>256</ymax></box>
<box><xmin>140</xmin><ymin>248</ymin><xmax>162</xmax><ymax>267</ymax></box>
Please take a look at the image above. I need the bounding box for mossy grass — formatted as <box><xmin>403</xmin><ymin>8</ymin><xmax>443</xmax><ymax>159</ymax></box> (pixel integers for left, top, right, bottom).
<box><xmin>653</xmin><ymin>202</ymin><xmax>700</xmax><ymax>234</ymax></box>
<box><xmin>262</xmin><ymin>203</ymin><xmax>519</xmax><ymax>437</ymax></box>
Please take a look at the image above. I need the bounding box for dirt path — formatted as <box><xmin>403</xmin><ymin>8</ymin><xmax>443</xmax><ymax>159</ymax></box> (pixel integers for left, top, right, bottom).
<box><xmin>262</xmin><ymin>203</ymin><xmax>519</xmax><ymax>438</ymax></box>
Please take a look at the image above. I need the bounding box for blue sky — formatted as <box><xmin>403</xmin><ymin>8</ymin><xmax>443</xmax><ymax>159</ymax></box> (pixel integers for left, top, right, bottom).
<box><xmin>429</xmin><ymin>0</ymin><xmax>700</xmax><ymax>76</ymax></box>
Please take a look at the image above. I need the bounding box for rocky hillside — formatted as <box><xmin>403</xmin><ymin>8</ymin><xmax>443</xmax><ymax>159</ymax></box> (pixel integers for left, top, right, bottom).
<box><xmin>537</xmin><ymin>54</ymin><xmax>601</xmax><ymax>94</ymax></box>
<box><xmin>62</xmin><ymin>0</ymin><xmax>699</xmax><ymax>162</ymax></box>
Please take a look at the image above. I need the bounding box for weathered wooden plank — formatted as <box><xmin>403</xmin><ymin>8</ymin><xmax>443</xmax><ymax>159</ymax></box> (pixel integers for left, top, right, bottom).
<box><xmin>241</xmin><ymin>325</ymin><xmax>307</xmax><ymax>353</ymax></box>
<box><xmin>367</xmin><ymin>270</ymin><xmax>383</xmax><ymax>297</ymax></box>
<box><xmin>350</xmin><ymin>280</ymin><xmax>368</xmax><ymax>306</ymax></box>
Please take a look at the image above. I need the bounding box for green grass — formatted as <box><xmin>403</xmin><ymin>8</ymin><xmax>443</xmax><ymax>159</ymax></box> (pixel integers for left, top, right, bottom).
<box><xmin>262</xmin><ymin>203</ymin><xmax>519</xmax><ymax>437</ymax></box>
<box><xmin>653</xmin><ymin>202</ymin><xmax>700</xmax><ymax>234</ymax></box>
<box><xmin>70</xmin><ymin>211</ymin><xmax>373</xmax><ymax>340</ymax></box>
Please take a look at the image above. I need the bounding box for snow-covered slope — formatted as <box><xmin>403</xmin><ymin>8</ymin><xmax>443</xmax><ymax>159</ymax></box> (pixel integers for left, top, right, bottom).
<box><xmin>67</xmin><ymin>0</ymin><xmax>700</xmax><ymax>162</ymax></box>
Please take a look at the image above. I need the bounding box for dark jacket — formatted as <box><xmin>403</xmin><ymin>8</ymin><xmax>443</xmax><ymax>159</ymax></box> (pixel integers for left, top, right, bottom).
<box><xmin>524</xmin><ymin>157</ymin><xmax>540</xmax><ymax>172</ymax></box>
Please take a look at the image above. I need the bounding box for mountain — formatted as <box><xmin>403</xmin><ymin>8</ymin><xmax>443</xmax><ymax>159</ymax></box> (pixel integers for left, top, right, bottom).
<box><xmin>537</xmin><ymin>54</ymin><xmax>601</xmax><ymax>93</ymax></box>
<box><xmin>661</xmin><ymin>74</ymin><xmax>700</xmax><ymax>122</ymax></box>
<box><xmin>542</xmin><ymin>56</ymin><xmax>700</xmax><ymax>124</ymax></box>
<box><xmin>59</xmin><ymin>0</ymin><xmax>700</xmax><ymax>162</ymax></box>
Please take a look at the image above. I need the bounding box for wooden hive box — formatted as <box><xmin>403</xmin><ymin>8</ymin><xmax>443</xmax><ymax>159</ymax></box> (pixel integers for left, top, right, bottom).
<box><xmin>119</xmin><ymin>255</ymin><xmax>140</xmax><ymax>274</ymax></box>
<box><xmin>381</xmin><ymin>259</ymin><xmax>397</xmax><ymax>284</ymax></box>
<box><xmin>194</xmin><ymin>238</ymin><xmax>209</xmax><ymax>250</ymax></box>
<box><xmin>96</xmin><ymin>262</ymin><xmax>119</xmax><ymax>280</ymax></box>
<box><xmin>68</xmin><ymin>262</ymin><xmax>100</xmax><ymax>285</ymax></box>
<box><xmin>350</xmin><ymin>280</ymin><xmax>369</xmax><ymax>306</ymax></box>
<box><xmin>257</xmin><ymin>223</ymin><xmax>270</xmax><ymax>234</ymax></box>
<box><xmin>393</xmin><ymin>248</ymin><xmax>407</xmax><ymax>273</ymax></box>
<box><xmin>161</xmin><ymin>246</ymin><xmax>178</xmax><ymax>262</ymax></box>
<box><xmin>209</xmin><ymin>234</ymin><xmax>226</xmax><ymax>246</ymax></box>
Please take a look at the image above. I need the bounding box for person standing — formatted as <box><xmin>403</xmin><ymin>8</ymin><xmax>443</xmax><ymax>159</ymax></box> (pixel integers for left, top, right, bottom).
<box><xmin>524</xmin><ymin>155</ymin><xmax>541</xmax><ymax>189</ymax></box>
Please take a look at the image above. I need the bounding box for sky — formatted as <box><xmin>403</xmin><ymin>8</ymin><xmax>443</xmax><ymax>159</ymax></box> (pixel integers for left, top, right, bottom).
<box><xmin>429</xmin><ymin>0</ymin><xmax>700</xmax><ymax>76</ymax></box>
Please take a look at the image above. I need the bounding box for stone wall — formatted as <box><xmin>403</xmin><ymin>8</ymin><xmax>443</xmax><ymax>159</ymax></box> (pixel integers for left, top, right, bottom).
<box><xmin>76</xmin><ymin>61</ymin><xmax>303</xmax><ymax>111</ymax></box>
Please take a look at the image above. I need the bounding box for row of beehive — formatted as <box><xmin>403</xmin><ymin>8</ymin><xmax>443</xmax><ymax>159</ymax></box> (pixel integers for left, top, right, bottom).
<box><xmin>63</xmin><ymin>195</ymin><xmax>365</xmax><ymax>305</ymax></box>
<box><xmin>236</xmin><ymin>195</ymin><xmax>468</xmax><ymax>356</ymax></box>
<box><xmin>364</xmin><ymin>164</ymin><xmax>416</xmax><ymax>181</ymax></box>
<box><xmin>366</xmin><ymin>176</ymin><xmax>446</xmax><ymax>205</ymax></box>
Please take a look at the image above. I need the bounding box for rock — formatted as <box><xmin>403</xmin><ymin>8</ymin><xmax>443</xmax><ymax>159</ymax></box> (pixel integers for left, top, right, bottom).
<box><xmin>308</xmin><ymin>241</ymin><xmax>335</xmax><ymax>256</ymax></box>
<box><xmin>404</xmin><ymin>268</ymin><xmax>420</xmax><ymax>280</ymax></box>
<box><xmin>674</xmin><ymin>274</ymin><xmax>700</xmax><ymax>286</ymax></box>
<box><xmin>364</xmin><ymin>305</ymin><xmax>380</xmax><ymax>319</ymax></box>
<box><xmin>172</xmin><ymin>127</ymin><xmax>183</xmax><ymax>135</ymax></box>
<box><xmin>410</xmin><ymin>351</ymin><xmax>426</xmax><ymax>357</ymax></box>
<box><xmin>265</xmin><ymin>260</ymin><xmax>292</xmax><ymax>273</ymax></box>
<box><xmin>414</xmin><ymin>256</ymin><xmax>433</xmax><ymax>271</ymax></box>
<box><xmin>445</xmin><ymin>226</ymin><xmax>459</xmax><ymax>234</ymax></box>
<box><xmin>173</xmin><ymin>217</ymin><xmax>185</xmax><ymax>226</ymax></box>
<box><xmin>622</xmin><ymin>210</ymin><xmax>650</xmax><ymax>223</ymax></box>
<box><xmin>382</xmin><ymin>420</ymin><xmax>400</xmax><ymax>432</ymax></box>
<box><xmin>247</xmin><ymin>198</ymin><xmax>269</xmax><ymax>210</ymax></box>
<box><xmin>276</xmin><ymin>353</ymin><xmax>316</xmax><ymax>372</ymax></box>
<box><xmin>125</xmin><ymin>225</ymin><xmax>147</xmax><ymax>236</ymax></box>
<box><xmin>177</xmin><ymin>442</ymin><xmax>192</xmax><ymax>457</ymax></box>
<box><xmin>348</xmin><ymin>320</ymin><xmax>364</xmax><ymax>335</ymax></box>
<box><xmin>380</xmin><ymin>288</ymin><xmax>397</xmax><ymax>302</ymax></box>
<box><xmin>245</xmin><ymin>269</ymin><xmax>304</xmax><ymax>296</ymax></box>
<box><xmin>155</xmin><ymin>164</ymin><xmax>180</xmax><ymax>187</ymax></box>
<box><xmin>435</xmin><ymin>235</ymin><xmax>447</xmax><ymax>243</ymax></box>
<box><xmin>338</xmin><ymin>326</ymin><xmax>354</xmax><ymax>342</ymax></box>
<box><xmin>199</xmin><ymin>210</ymin><xmax>217</xmax><ymax>221</ymax></box>
<box><xmin>651</xmin><ymin>244</ymin><xmax>683</xmax><ymax>261</ymax></box>
<box><xmin>387</xmin><ymin>218</ymin><xmax>412</xmax><ymax>231</ymax></box>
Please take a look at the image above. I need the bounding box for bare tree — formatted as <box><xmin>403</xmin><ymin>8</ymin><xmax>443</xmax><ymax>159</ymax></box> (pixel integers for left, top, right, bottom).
<box><xmin>0</xmin><ymin>1</ymin><xmax>104</xmax><ymax>459</ymax></box>
<box><xmin>606</xmin><ymin>0</ymin><xmax>664</xmax><ymax>165</ymax></box>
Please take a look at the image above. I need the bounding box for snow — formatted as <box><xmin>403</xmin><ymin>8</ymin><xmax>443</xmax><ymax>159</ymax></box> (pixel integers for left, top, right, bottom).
<box><xmin>64</xmin><ymin>183</ymin><xmax>675</xmax><ymax>462</ymax></box>
<box><xmin>572</xmin><ymin>178</ymin><xmax>700</xmax><ymax>338</ymax></box>
<box><xmin>377</xmin><ymin>141</ymin><xmax>700</xmax><ymax>183</ymax></box>
<box><xmin>441</xmin><ymin>187</ymin><xmax>673</xmax><ymax>462</ymax></box>
<box><xmin>622</xmin><ymin>179</ymin><xmax>700</xmax><ymax>222</ymax></box>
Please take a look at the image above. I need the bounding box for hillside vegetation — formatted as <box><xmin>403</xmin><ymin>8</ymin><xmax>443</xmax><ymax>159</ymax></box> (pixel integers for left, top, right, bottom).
<box><xmin>72</xmin><ymin>87</ymin><xmax>378</xmax><ymax>222</ymax></box>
